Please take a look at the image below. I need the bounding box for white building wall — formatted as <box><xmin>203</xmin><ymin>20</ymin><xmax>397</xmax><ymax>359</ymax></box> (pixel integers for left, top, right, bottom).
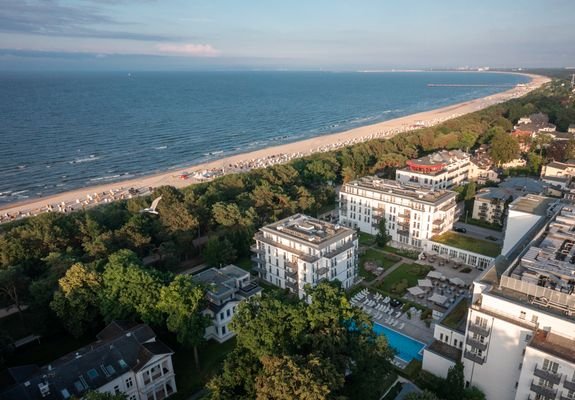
<box><xmin>422</xmin><ymin>349</ymin><xmax>456</xmax><ymax>379</ymax></box>
<box><xmin>502</xmin><ymin>210</ymin><xmax>543</xmax><ymax>256</ymax></box>
<box><xmin>515</xmin><ymin>346</ymin><xmax>575</xmax><ymax>400</ymax></box>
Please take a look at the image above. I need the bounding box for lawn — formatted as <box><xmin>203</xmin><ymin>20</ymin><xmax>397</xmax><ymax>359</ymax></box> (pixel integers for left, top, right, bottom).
<box><xmin>358</xmin><ymin>231</ymin><xmax>376</xmax><ymax>246</ymax></box>
<box><xmin>376</xmin><ymin>263</ymin><xmax>432</xmax><ymax>295</ymax></box>
<box><xmin>358</xmin><ymin>248</ymin><xmax>401</xmax><ymax>282</ymax></box>
<box><xmin>432</xmin><ymin>231</ymin><xmax>501</xmax><ymax>257</ymax></box>
<box><xmin>382</xmin><ymin>245</ymin><xmax>420</xmax><ymax>260</ymax></box>
<box><xmin>170</xmin><ymin>338</ymin><xmax>237</xmax><ymax>399</ymax></box>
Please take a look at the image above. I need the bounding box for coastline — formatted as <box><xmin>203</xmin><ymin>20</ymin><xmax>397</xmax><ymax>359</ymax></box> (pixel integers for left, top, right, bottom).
<box><xmin>0</xmin><ymin>73</ymin><xmax>550</xmax><ymax>221</ymax></box>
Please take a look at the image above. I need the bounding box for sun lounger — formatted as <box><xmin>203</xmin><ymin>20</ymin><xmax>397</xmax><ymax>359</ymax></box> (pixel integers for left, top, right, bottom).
<box><xmin>398</xmin><ymin>323</ymin><xmax>405</xmax><ymax>330</ymax></box>
<box><xmin>396</xmin><ymin>311</ymin><xmax>402</xmax><ymax>318</ymax></box>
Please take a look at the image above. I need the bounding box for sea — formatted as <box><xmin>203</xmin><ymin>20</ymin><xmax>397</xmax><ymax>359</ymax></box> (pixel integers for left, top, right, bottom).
<box><xmin>0</xmin><ymin>71</ymin><xmax>528</xmax><ymax>205</ymax></box>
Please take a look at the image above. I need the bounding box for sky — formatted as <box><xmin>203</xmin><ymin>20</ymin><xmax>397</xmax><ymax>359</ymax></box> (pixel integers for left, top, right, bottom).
<box><xmin>0</xmin><ymin>0</ymin><xmax>574</xmax><ymax>71</ymax></box>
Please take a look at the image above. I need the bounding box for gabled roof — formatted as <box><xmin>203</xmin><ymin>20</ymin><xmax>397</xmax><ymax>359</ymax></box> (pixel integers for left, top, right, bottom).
<box><xmin>0</xmin><ymin>322</ymin><xmax>173</xmax><ymax>400</ymax></box>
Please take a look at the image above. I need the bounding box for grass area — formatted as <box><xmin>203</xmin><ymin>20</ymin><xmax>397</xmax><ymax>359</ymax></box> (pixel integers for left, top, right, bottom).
<box><xmin>5</xmin><ymin>333</ymin><xmax>93</xmax><ymax>367</ymax></box>
<box><xmin>170</xmin><ymin>338</ymin><xmax>236</xmax><ymax>399</ymax></box>
<box><xmin>235</xmin><ymin>256</ymin><xmax>253</xmax><ymax>272</ymax></box>
<box><xmin>441</xmin><ymin>299</ymin><xmax>469</xmax><ymax>330</ymax></box>
<box><xmin>382</xmin><ymin>245</ymin><xmax>420</xmax><ymax>260</ymax></box>
<box><xmin>358</xmin><ymin>248</ymin><xmax>400</xmax><ymax>282</ymax></box>
<box><xmin>358</xmin><ymin>231</ymin><xmax>376</xmax><ymax>246</ymax></box>
<box><xmin>375</xmin><ymin>263</ymin><xmax>431</xmax><ymax>296</ymax></box>
<box><xmin>432</xmin><ymin>231</ymin><xmax>501</xmax><ymax>257</ymax></box>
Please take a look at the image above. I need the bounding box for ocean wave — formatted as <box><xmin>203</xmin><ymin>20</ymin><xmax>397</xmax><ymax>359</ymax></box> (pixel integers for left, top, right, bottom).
<box><xmin>153</xmin><ymin>146</ymin><xmax>168</xmax><ymax>150</ymax></box>
<box><xmin>69</xmin><ymin>155</ymin><xmax>99</xmax><ymax>164</ymax></box>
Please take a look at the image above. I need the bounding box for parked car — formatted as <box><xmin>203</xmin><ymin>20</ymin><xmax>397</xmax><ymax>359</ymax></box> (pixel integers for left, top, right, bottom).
<box><xmin>485</xmin><ymin>235</ymin><xmax>498</xmax><ymax>241</ymax></box>
<box><xmin>453</xmin><ymin>227</ymin><xmax>467</xmax><ymax>233</ymax></box>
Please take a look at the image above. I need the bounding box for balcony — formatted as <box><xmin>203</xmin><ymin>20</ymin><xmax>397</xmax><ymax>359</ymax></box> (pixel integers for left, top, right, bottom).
<box><xmin>285</xmin><ymin>259</ymin><xmax>298</xmax><ymax>268</ymax></box>
<box><xmin>324</xmin><ymin>240</ymin><xmax>355</xmax><ymax>259</ymax></box>
<box><xmin>560</xmin><ymin>395</ymin><xmax>575</xmax><ymax>400</ymax></box>
<box><xmin>285</xmin><ymin>280</ymin><xmax>298</xmax><ymax>291</ymax></box>
<box><xmin>397</xmin><ymin>229</ymin><xmax>410</xmax><ymax>236</ymax></box>
<box><xmin>463</xmin><ymin>350</ymin><xmax>485</xmax><ymax>365</ymax></box>
<box><xmin>251</xmin><ymin>255</ymin><xmax>263</xmax><ymax>264</ymax></box>
<box><xmin>466</xmin><ymin>337</ymin><xmax>487</xmax><ymax>352</ymax></box>
<box><xmin>317</xmin><ymin>267</ymin><xmax>328</xmax><ymax>275</ymax></box>
<box><xmin>373</xmin><ymin>207</ymin><xmax>384</xmax><ymax>216</ymax></box>
<box><xmin>468</xmin><ymin>322</ymin><xmax>490</xmax><ymax>337</ymax></box>
<box><xmin>398</xmin><ymin>212</ymin><xmax>411</xmax><ymax>219</ymax></box>
<box><xmin>398</xmin><ymin>221</ymin><xmax>410</xmax><ymax>228</ymax></box>
<box><xmin>285</xmin><ymin>269</ymin><xmax>298</xmax><ymax>279</ymax></box>
<box><xmin>254</xmin><ymin>233</ymin><xmax>319</xmax><ymax>263</ymax></box>
<box><xmin>564</xmin><ymin>379</ymin><xmax>575</xmax><ymax>392</ymax></box>
<box><xmin>534</xmin><ymin>365</ymin><xmax>562</xmax><ymax>385</ymax></box>
<box><xmin>252</xmin><ymin>265</ymin><xmax>266</xmax><ymax>274</ymax></box>
<box><xmin>250</xmin><ymin>245</ymin><xmax>265</xmax><ymax>254</ymax></box>
<box><xmin>530</xmin><ymin>381</ymin><xmax>557</xmax><ymax>399</ymax></box>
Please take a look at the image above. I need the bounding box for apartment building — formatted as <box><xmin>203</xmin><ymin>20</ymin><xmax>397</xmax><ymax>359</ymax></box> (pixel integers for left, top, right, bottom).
<box><xmin>339</xmin><ymin>177</ymin><xmax>457</xmax><ymax>248</ymax></box>
<box><xmin>395</xmin><ymin>150</ymin><xmax>470</xmax><ymax>190</ymax></box>
<box><xmin>252</xmin><ymin>214</ymin><xmax>358</xmax><ymax>299</ymax></box>
<box><xmin>472</xmin><ymin>188</ymin><xmax>515</xmax><ymax>225</ymax></box>
<box><xmin>0</xmin><ymin>322</ymin><xmax>176</xmax><ymax>400</ymax></box>
<box><xmin>462</xmin><ymin>207</ymin><xmax>575</xmax><ymax>400</ymax></box>
<box><xmin>193</xmin><ymin>265</ymin><xmax>262</xmax><ymax>343</ymax></box>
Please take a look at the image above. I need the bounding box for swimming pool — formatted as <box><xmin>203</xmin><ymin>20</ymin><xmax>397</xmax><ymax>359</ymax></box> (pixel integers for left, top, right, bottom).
<box><xmin>373</xmin><ymin>323</ymin><xmax>425</xmax><ymax>362</ymax></box>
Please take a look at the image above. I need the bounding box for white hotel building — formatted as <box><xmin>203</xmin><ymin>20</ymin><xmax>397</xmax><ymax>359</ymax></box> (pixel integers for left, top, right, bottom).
<box><xmin>423</xmin><ymin>206</ymin><xmax>575</xmax><ymax>400</ymax></box>
<box><xmin>338</xmin><ymin>177</ymin><xmax>457</xmax><ymax>248</ymax></box>
<box><xmin>395</xmin><ymin>150</ymin><xmax>471</xmax><ymax>190</ymax></box>
<box><xmin>252</xmin><ymin>214</ymin><xmax>358</xmax><ymax>299</ymax></box>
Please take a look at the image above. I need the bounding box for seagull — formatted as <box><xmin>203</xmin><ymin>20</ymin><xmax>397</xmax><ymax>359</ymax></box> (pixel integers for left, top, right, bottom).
<box><xmin>141</xmin><ymin>196</ymin><xmax>162</xmax><ymax>215</ymax></box>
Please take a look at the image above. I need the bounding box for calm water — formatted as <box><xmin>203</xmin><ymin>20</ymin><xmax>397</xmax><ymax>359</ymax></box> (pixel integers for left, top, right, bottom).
<box><xmin>373</xmin><ymin>323</ymin><xmax>425</xmax><ymax>362</ymax></box>
<box><xmin>0</xmin><ymin>71</ymin><xmax>528</xmax><ymax>204</ymax></box>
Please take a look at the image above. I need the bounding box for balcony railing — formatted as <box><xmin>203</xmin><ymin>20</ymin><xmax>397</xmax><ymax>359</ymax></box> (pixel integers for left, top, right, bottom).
<box><xmin>285</xmin><ymin>269</ymin><xmax>298</xmax><ymax>279</ymax></box>
<box><xmin>397</xmin><ymin>229</ymin><xmax>410</xmax><ymax>236</ymax></box>
<box><xmin>317</xmin><ymin>267</ymin><xmax>328</xmax><ymax>275</ymax></box>
<box><xmin>324</xmin><ymin>240</ymin><xmax>355</xmax><ymax>259</ymax></box>
<box><xmin>285</xmin><ymin>259</ymin><xmax>298</xmax><ymax>268</ymax></box>
<box><xmin>530</xmin><ymin>381</ymin><xmax>557</xmax><ymax>399</ymax></box>
<box><xmin>255</xmin><ymin>233</ymin><xmax>319</xmax><ymax>263</ymax></box>
<box><xmin>251</xmin><ymin>255</ymin><xmax>263</xmax><ymax>264</ymax></box>
<box><xmin>252</xmin><ymin>265</ymin><xmax>266</xmax><ymax>274</ymax></box>
<box><xmin>463</xmin><ymin>350</ymin><xmax>485</xmax><ymax>365</ymax></box>
<box><xmin>468</xmin><ymin>322</ymin><xmax>490</xmax><ymax>337</ymax></box>
<box><xmin>250</xmin><ymin>245</ymin><xmax>265</xmax><ymax>254</ymax></box>
<box><xmin>560</xmin><ymin>395</ymin><xmax>575</xmax><ymax>400</ymax></box>
<box><xmin>398</xmin><ymin>212</ymin><xmax>411</xmax><ymax>219</ymax></box>
<box><xmin>564</xmin><ymin>379</ymin><xmax>575</xmax><ymax>392</ymax></box>
<box><xmin>285</xmin><ymin>280</ymin><xmax>298</xmax><ymax>291</ymax></box>
<box><xmin>534</xmin><ymin>365</ymin><xmax>562</xmax><ymax>385</ymax></box>
<box><xmin>466</xmin><ymin>337</ymin><xmax>487</xmax><ymax>352</ymax></box>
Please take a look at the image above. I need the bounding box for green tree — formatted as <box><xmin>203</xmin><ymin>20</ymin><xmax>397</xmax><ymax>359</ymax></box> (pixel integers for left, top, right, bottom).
<box><xmin>464</xmin><ymin>181</ymin><xmax>476</xmax><ymax>201</ymax></box>
<box><xmin>0</xmin><ymin>266</ymin><xmax>29</xmax><ymax>324</ymax></box>
<box><xmin>405</xmin><ymin>390</ymin><xmax>440</xmax><ymax>400</ymax></box>
<box><xmin>464</xmin><ymin>386</ymin><xmax>486</xmax><ymax>400</ymax></box>
<box><xmin>203</xmin><ymin>237</ymin><xmax>237</xmax><ymax>267</ymax></box>
<box><xmin>255</xmin><ymin>354</ymin><xmax>343</xmax><ymax>400</ymax></box>
<box><xmin>207</xmin><ymin>348</ymin><xmax>262</xmax><ymax>400</ymax></box>
<box><xmin>375</xmin><ymin>217</ymin><xmax>391</xmax><ymax>248</ymax></box>
<box><xmin>444</xmin><ymin>361</ymin><xmax>465</xmax><ymax>400</ymax></box>
<box><xmin>100</xmin><ymin>250</ymin><xmax>167</xmax><ymax>325</ymax></box>
<box><xmin>50</xmin><ymin>263</ymin><xmax>102</xmax><ymax>337</ymax></box>
<box><xmin>489</xmin><ymin>132</ymin><xmax>520</xmax><ymax>165</ymax></box>
<box><xmin>157</xmin><ymin>275</ymin><xmax>211</xmax><ymax>369</ymax></box>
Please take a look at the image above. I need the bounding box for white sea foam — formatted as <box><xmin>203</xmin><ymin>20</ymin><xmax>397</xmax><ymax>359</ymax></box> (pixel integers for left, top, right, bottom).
<box><xmin>70</xmin><ymin>155</ymin><xmax>99</xmax><ymax>164</ymax></box>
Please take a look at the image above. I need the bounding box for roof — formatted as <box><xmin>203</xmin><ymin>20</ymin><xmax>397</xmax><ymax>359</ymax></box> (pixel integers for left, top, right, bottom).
<box><xmin>407</xmin><ymin>150</ymin><xmax>469</xmax><ymax>167</ymax></box>
<box><xmin>0</xmin><ymin>322</ymin><xmax>172</xmax><ymax>400</ymax></box>
<box><xmin>508</xmin><ymin>194</ymin><xmax>555</xmax><ymax>216</ymax></box>
<box><xmin>545</xmin><ymin>161</ymin><xmax>575</xmax><ymax>171</ymax></box>
<box><xmin>499</xmin><ymin>177</ymin><xmax>546</xmax><ymax>195</ymax></box>
<box><xmin>426</xmin><ymin>340</ymin><xmax>462</xmax><ymax>362</ymax></box>
<box><xmin>475</xmin><ymin>187</ymin><xmax>516</xmax><ymax>201</ymax></box>
<box><xmin>342</xmin><ymin>176</ymin><xmax>457</xmax><ymax>206</ymax></box>
<box><xmin>529</xmin><ymin>329</ymin><xmax>575</xmax><ymax>364</ymax></box>
<box><xmin>261</xmin><ymin>213</ymin><xmax>354</xmax><ymax>247</ymax></box>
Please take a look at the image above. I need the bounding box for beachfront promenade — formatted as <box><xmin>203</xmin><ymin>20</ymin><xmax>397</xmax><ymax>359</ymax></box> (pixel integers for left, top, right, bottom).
<box><xmin>0</xmin><ymin>74</ymin><xmax>548</xmax><ymax>224</ymax></box>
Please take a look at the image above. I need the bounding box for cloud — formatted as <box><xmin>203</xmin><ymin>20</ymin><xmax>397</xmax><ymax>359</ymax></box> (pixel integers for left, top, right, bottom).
<box><xmin>156</xmin><ymin>43</ymin><xmax>220</xmax><ymax>57</ymax></box>
<box><xmin>0</xmin><ymin>0</ymin><xmax>180</xmax><ymax>41</ymax></box>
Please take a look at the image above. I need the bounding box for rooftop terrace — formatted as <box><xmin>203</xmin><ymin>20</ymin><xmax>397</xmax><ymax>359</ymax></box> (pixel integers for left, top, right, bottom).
<box><xmin>261</xmin><ymin>213</ymin><xmax>354</xmax><ymax>245</ymax></box>
<box><xmin>432</xmin><ymin>232</ymin><xmax>501</xmax><ymax>258</ymax></box>
<box><xmin>342</xmin><ymin>176</ymin><xmax>456</xmax><ymax>205</ymax></box>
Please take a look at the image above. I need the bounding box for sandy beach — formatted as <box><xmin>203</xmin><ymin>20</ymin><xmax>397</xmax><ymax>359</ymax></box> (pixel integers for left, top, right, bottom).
<box><xmin>0</xmin><ymin>73</ymin><xmax>549</xmax><ymax>222</ymax></box>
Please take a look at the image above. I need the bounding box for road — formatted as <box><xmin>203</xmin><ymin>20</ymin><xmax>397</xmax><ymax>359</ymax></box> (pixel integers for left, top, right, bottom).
<box><xmin>453</xmin><ymin>221</ymin><xmax>503</xmax><ymax>244</ymax></box>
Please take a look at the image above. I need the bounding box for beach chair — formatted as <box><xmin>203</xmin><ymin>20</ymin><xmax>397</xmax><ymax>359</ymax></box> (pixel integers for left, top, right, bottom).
<box><xmin>399</xmin><ymin>323</ymin><xmax>405</xmax><ymax>330</ymax></box>
<box><xmin>396</xmin><ymin>311</ymin><xmax>402</xmax><ymax>318</ymax></box>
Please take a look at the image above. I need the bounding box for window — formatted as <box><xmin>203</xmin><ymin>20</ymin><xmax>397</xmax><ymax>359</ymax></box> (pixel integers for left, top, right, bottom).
<box><xmin>125</xmin><ymin>377</ymin><xmax>133</xmax><ymax>389</ymax></box>
<box><xmin>543</xmin><ymin>359</ymin><xmax>559</xmax><ymax>373</ymax></box>
<box><xmin>129</xmin><ymin>396</ymin><xmax>137</xmax><ymax>400</ymax></box>
<box><xmin>226</xmin><ymin>309</ymin><xmax>231</xmax><ymax>317</ymax></box>
<box><xmin>454</xmin><ymin>339</ymin><xmax>458</xmax><ymax>347</ymax></box>
<box><xmin>222</xmin><ymin>325</ymin><xmax>226</xmax><ymax>335</ymax></box>
<box><xmin>519</xmin><ymin>311</ymin><xmax>526</xmax><ymax>320</ymax></box>
<box><xmin>114</xmin><ymin>385</ymin><xmax>121</xmax><ymax>395</ymax></box>
<box><xmin>440</xmin><ymin>333</ymin><xmax>443</xmax><ymax>341</ymax></box>
<box><xmin>531</xmin><ymin>315</ymin><xmax>539</xmax><ymax>324</ymax></box>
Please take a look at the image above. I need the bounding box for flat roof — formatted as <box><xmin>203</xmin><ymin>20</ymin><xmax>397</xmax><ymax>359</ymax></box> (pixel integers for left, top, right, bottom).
<box><xmin>529</xmin><ymin>329</ymin><xmax>575</xmax><ymax>364</ymax></box>
<box><xmin>193</xmin><ymin>265</ymin><xmax>249</xmax><ymax>297</ymax></box>
<box><xmin>407</xmin><ymin>150</ymin><xmax>469</xmax><ymax>167</ymax></box>
<box><xmin>343</xmin><ymin>176</ymin><xmax>456</xmax><ymax>205</ymax></box>
<box><xmin>508</xmin><ymin>194</ymin><xmax>555</xmax><ymax>216</ymax></box>
<box><xmin>261</xmin><ymin>213</ymin><xmax>354</xmax><ymax>246</ymax></box>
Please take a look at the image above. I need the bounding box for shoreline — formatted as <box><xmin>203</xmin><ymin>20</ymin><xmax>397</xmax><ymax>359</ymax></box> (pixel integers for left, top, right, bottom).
<box><xmin>0</xmin><ymin>72</ymin><xmax>550</xmax><ymax>221</ymax></box>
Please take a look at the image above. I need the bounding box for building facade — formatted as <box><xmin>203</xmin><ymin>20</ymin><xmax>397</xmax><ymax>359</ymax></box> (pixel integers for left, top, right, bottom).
<box><xmin>252</xmin><ymin>214</ymin><xmax>358</xmax><ymax>299</ymax></box>
<box><xmin>395</xmin><ymin>150</ymin><xmax>471</xmax><ymax>190</ymax></box>
<box><xmin>1</xmin><ymin>322</ymin><xmax>176</xmax><ymax>400</ymax></box>
<box><xmin>192</xmin><ymin>265</ymin><xmax>262</xmax><ymax>343</ymax></box>
<box><xmin>339</xmin><ymin>177</ymin><xmax>457</xmax><ymax>248</ymax></box>
<box><xmin>472</xmin><ymin>188</ymin><xmax>515</xmax><ymax>225</ymax></box>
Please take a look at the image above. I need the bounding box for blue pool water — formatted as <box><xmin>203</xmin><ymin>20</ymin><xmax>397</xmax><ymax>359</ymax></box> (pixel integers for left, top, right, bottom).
<box><xmin>373</xmin><ymin>323</ymin><xmax>425</xmax><ymax>362</ymax></box>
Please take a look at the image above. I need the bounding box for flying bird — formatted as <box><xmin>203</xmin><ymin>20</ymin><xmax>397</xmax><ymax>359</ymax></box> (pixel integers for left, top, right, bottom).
<box><xmin>141</xmin><ymin>196</ymin><xmax>162</xmax><ymax>215</ymax></box>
